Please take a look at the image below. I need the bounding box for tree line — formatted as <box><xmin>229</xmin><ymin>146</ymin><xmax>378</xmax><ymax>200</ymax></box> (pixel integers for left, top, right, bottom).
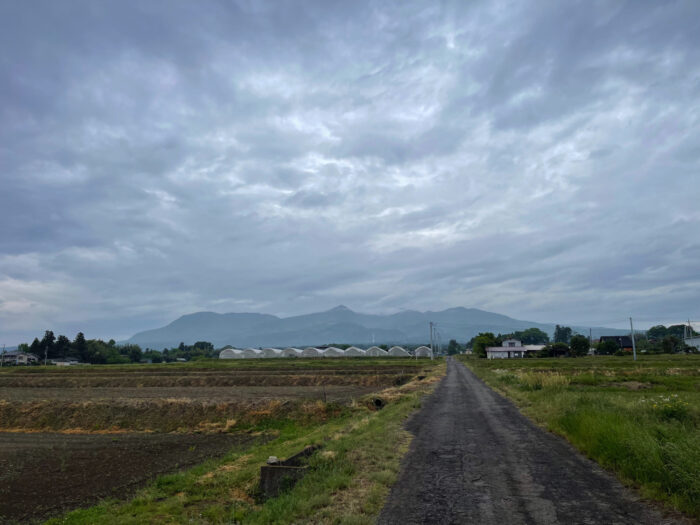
<box><xmin>467</xmin><ymin>323</ymin><xmax>698</xmax><ymax>358</ymax></box>
<box><xmin>14</xmin><ymin>331</ymin><xmax>218</xmax><ymax>364</ymax></box>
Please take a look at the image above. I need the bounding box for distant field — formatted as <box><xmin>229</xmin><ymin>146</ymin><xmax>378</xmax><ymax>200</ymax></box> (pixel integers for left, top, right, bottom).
<box><xmin>459</xmin><ymin>354</ymin><xmax>700</xmax><ymax>519</ymax></box>
<box><xmin>0</xmin><ymin>357</ymin><xmax>442</xmax><ymax>523</ymax></box>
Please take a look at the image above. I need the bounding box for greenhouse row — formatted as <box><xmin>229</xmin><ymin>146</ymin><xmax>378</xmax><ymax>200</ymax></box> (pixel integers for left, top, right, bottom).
<box><xmin>219</xmin><ymin>345</ymin><xmax>434</xmax><ymax>359</ymax></box>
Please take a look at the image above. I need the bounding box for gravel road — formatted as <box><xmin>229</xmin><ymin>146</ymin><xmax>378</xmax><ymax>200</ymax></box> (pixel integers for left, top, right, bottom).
<box><xmin>378</xmin><ymin>357</ymin><xmax>688</xmax><ymax>525</ymax></box>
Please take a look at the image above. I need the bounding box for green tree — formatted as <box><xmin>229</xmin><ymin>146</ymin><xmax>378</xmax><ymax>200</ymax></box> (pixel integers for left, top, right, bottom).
<box><xmin>551</xmin><ymin>342</ymin><xmax>570</xmax><ymax>357</ymax></box>
<box><xmin>514</xmin><ymin>328</ymin><xmax>550</xmax><ymax>345</ymax></box>
<box><xmin>596</xmin><ymin>339</ymin><xmax>619</xmax><ymax>355</ymax></box>
<box><xmin>554</xmin><ymin>325</ymin><xmax>572</xmax><ymax>344</ymax></box>
<box><xmin>569</xmin><ymin>334</ymin><xmax>589</xmax><ymax>357</ymax></box>
<box><xmin>17</xmin><ymin>343</ymin><xmax>30</xmax><ymax>353</ymax></box>
<box><xmin>472</xmin><ymin>333</ymin><xmax>497</xmax><ymax>358</ymax></box>
<box><xmin>646</xmin><ymin>325</ymin><xmax>667</xmax><ymax>341</ymax></box>
<box><xmin>55</xmin><ymin>335</ymin><xmax>71</xmax><ymax>360</ymax></box>
<box><xmin>447</xmin><ymin>339</ymin><xmax>461</xmax><ymax>355</ymax></box>
<box><xmin>29</xmin><ymin>338</ymin><xmax>41</xmax><ymax>357</ymax></box>
<box><xmin>40</xmin><ymin>330</ymin><xmax>56</xmax><ymax>360</ymax></box>
<box><xmin>72</xmin><ymin>332</ymin><xmax>88</xmax><ymax>362</ymax></box>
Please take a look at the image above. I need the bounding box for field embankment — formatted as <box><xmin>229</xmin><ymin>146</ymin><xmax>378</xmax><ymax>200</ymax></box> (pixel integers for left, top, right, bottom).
<box><xmin>459</xmin><ymin>354</ymin><xmax>700</xmax><ymax>519</ymax></box>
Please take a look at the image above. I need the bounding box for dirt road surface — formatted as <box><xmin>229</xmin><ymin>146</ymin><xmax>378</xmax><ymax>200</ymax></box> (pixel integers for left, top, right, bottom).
<box><xmin>378</xmin><ymin>357</ymin><xmax>688</xmax><ymax>525</ymax></box>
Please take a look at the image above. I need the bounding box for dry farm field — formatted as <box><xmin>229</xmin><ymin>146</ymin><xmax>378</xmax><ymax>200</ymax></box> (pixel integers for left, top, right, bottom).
<box><xmin>0</xmin><ymin>358</ymin><xmax>442</xmax><ymax>524</ymax></box>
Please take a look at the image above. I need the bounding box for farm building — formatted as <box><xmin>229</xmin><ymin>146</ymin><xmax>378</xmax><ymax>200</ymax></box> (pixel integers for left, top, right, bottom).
<box><xmin>414</xmin><ymin>346</ymin><xmax>433</xmax><ymax>358</ymax></box>
<box><xmin>366</xmin><ymin>346</ymin><xmax>388</xmax><ymax>356</ymax></box>
<box><xmin>302</xmin><ymin>347</ymin><xmax>321</xmax><ymax>357</ymax></box>
<box><xmin>388</xmin><ymin>346</ymin><xmax>409</xmax><ymax>357</ymax></box>
<box><xmin>599</xmin><ymin>336</ymin><xmax>633</xmax><ymax>352</ymax></box>
<box><xmin>219</xmin><ymin>348</ymin><xmax>243</xmax><ymax>359</ymax></box>
<box><xmin>281</xmin><ymin>347</ymin><xmax>302</xmax><ymax>357</ymax></box>
<box><xmin>344</xmin><ymin>346</ymin><xmax>366</xmax><ymax>357</ymax></box>
<box><xmin>242</xmin><ymin>348</ymin><xmax>263</xmax><ymax>359</ymax></box>
<box><xmin>261</xmin><ymin>348</ymin><xmax>282</xmax><ymax>358</ymax></box>
<box><xmin>322</xmin><ymin>347</ymin><xmax>345</xmax><ymax>357</ymax></box>
<box><xmin>0</xmin><ymin>351</ymin><xmax>38</xmax><ymax>365</ymax></box>
<box><xmin>485</xmin><ymin>340</ymin><xmax>543</xmax><ymax>359</ymax></box>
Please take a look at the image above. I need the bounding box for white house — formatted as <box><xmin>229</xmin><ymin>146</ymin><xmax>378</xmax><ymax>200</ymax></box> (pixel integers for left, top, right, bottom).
<box><xmin>0</xmin><ymin>351</ymin><xmax>38</xmax><ymax>365</ymax></box>
<box><xmin>486</xmin><ymin>340</ymin><xmax>544</xmax><ymax>359</ymax></box>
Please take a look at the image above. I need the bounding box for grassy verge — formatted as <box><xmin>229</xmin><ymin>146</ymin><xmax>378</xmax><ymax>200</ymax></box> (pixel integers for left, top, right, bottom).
<box><xmin>459</xmin><ymin>354</ymin><xmax>700</xmax><ymax>519</ymax></box>
<box><xmin>46</xmin><ymin>362</ymin><xmax>445</xmax><ymax>524</ymax></box>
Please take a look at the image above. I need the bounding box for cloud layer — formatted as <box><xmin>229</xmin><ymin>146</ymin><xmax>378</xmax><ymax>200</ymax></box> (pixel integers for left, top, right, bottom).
<box><xmin>2</xmin><ymin>1</ymin><xmax>699</xmax><ymax>344</ymax></box>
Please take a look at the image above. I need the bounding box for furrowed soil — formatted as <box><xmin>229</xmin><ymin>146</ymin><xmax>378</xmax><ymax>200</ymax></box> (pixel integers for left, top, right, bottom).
<box><xmin>0</xmin><ymin>431</ymin><xmax>265</xmax><ymax>524</ymax></box>
<box><xmin>0</xmin><ymin>359</ymin><xmax>429</xmax><ymax>521</ymax></box>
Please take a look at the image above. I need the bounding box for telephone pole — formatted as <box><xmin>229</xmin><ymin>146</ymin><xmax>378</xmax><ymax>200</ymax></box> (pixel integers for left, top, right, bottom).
<box><xmin>429</xmin><ymin>321</ymin><xmax>434</xmax><ymax>359</ymax></box>
<box><xmin>630</xmin><ymin>317</ymin><xmax>637</xmax><ymax>361</ymax></box>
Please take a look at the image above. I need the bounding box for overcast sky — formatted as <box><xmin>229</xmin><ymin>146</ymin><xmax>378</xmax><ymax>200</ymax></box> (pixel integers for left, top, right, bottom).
<box><xmin>1</xmin><ymin>1</ymin><xmax>699</xmax><ymax>345</ymax></box>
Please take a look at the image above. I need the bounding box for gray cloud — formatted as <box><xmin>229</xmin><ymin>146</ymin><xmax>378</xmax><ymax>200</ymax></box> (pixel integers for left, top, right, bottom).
<box><xmin>1</xmin><ymin>0</ymin><xmax>699</xmax><ymax>345</ymax></box>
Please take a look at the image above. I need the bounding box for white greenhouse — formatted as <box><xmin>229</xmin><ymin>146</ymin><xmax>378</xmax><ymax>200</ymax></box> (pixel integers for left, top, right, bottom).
<box><xmin>322</xmin><ymin>346</ymin><xmax>345</xmax><ymax>357</ymax></box>
<box><xmin>302</xmin><ymin>347</ymin><xmax>321</xmax><ymax>357</ymax></box>
<box><xmin>242</xmin><ymin>348</ymin><xmax>263</xmax><ymax>359</ymax></box>
<box><xmin>281</xmin><ymin>347</ymin><xmax>302</xmax><ymax>357</ymax></box>
<box><xmin>261</xmin><ymin>348</ymin><xmax>282</xmax><ymax>358</ymax></box>
<box><xmin>344</xmin><ymin>346</ymin><xmax>366</xmax><ymax>357</ymax></box>
<box><xmin>219</xmin><ymin>348</ymin><xmax>244</xmax><ymax>359</ymax></box>
<box><xmin>388</xmin><ymin>346</ymin><xmax>410</xmax><ymax>357</ymax></box>
<box><xmin>414</xmin><ymin>346</ymin><xmax>433</xmax><ymax>358</ymax></box>
<box><xmin>366</xmin><ymin>346</ymin><xmax>388</xmax><ymax>356</ymax></box>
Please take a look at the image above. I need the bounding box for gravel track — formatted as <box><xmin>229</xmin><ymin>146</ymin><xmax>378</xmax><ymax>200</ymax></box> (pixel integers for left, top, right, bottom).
<box><xmin>378</xmin><ymin>357</ymin><xmax>688</xmax><ymax>525</ymax></box>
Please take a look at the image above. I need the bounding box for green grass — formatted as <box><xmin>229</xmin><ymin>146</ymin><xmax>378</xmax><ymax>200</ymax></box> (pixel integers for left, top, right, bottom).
<box><xmin>459</xmin><ymin>354</ymin><xmax>700</xmax><ymax>518</ymax></box>
<box><xmin>44</xmin><ymin>362</ymin><xmax>445</xmax><ymax>524</ymax></box>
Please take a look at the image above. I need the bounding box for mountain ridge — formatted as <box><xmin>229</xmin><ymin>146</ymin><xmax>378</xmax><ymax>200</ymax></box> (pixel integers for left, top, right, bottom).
<box><xmin>126</xmin><ymin>306</ymin><xmax>630</xmax><ymax>350</ymax></box>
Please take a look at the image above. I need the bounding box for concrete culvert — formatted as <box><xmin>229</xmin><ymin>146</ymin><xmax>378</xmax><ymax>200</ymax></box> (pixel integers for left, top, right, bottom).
<box><xmin>372</xmin><ymin>397</ymin><xmax>386</xmax><ymax>409</ymax></box>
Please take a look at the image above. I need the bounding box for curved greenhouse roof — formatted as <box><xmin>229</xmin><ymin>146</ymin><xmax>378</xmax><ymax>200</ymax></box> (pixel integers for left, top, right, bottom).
<box><xmin>281</xmin><ymin>347</ymin><xmax>301</xmax><ymax>357</ymax></box>
<box><xmin>366</xmin><ymin>346</ymin><xmax>388</xmax><ymax>356</ymax></box>
<box><xmin>302</xmin><ymin>347</ymin><xmax>321</xmax><ymax>357</ymax></box>
<box><xmin>322</xmin><ymin>347</ymin><xmax>344</xmax><ymax>357</ymax></box>
<box><xmin>344</xmin><ymin>346</ymin><xmax>366</xmax><ymax>357</ymax></box>
<box><xmin>242</xmin><ymin>348</ymin><xmax>263</xmax><ymax>359</ymax></box>
<box><xmin>414</xmin><ymin>346</ymin><xmax>433</xmax><ymax>358</ymax></box>
<box><xmin>388</xmin><ymin>346</ymin><xmax>409</xmax><ymax>357</ymax></box>
<box><xmin>219</xmin><ymin>348</ymin><xmax>243</xmax><ymax>359</ymax></box>
<box><xmin>261</xmin><ymin>348</ymin><xmax>282</xmax><ymax>358</ymax></box>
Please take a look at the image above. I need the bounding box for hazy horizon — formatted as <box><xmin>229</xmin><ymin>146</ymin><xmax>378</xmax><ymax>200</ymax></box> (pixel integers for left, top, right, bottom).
<box><xmin>2</xmin><ymin>1</ymin><xmax>699</xmax><ymax>346</ymax></box>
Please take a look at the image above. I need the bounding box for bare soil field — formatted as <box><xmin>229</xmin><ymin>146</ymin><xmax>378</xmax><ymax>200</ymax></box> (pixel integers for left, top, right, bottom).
<box><xmin>0</xmin><ymin>431</ymin><xmax>265</xmax><ymax>524</ymax></box>
<box><xmin>0</xmin><ymin>360</ymin><xmax>432</xmax><ymax>522</ymax></box>
<box><xmin>0</xmin><ymin>385</ymin><xmax>382</xmax><ymax>403</ymax></box>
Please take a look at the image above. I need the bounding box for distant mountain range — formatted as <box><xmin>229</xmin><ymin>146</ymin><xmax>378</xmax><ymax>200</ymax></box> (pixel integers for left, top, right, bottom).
<box><xmin>126</xmin><ymin>305</ymin><xmax>630</xmax><ymax>350</ymax></box>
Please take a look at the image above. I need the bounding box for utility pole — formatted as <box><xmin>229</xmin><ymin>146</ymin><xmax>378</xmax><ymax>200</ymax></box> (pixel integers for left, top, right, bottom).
<box><xmin>630</xmin><ymin>317</ymin><xmax>637</xmax><ymax>361</ymax></box>
<box><xmin>1</xmin><ymin>344</ymin><xmax>4</xmax><ymax>367</ymax></box>
<box><xmin>429</xmin><ymin>322</ymin><xmax>434</xmax><ymax>359</ymax></box>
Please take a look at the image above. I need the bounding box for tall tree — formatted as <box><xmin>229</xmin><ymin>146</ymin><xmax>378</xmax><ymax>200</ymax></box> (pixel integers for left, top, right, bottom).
<box><xmin>472</xmin><ymin>333</ymin><xmax>497</xmax><ymax>358</ymax></box>
<box><xmin>72</xmin><ymin>332</ymin><xmax>88</xmax><ymax>362</ymax></box>
<box><xmin>29</xmin><ymin>338</ymin><xmax>41</xmax><ymax>357</ymax></box>
<box><xmin>40</xmin><ymin>330</ymin><xmax>56</xmax><ymax>361</ymax></box>
<box><xmin>569</xmin><ymin>334</ymin><xmax>589</xmax><ymax>357</ymax></box>
<box><xmin>447</xmin><ymin>339</ymin><xmax>461</xmax><ymax>355</ymax></box>
<box><xmin>554</xmin><ymin>325</ymin><xmax>572</xmax><ymax>344</ymax></box>
<box><xmin>55</xmin><ymin>335</ymin><xmax>71</xmax><ymax>360</ymax></box>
